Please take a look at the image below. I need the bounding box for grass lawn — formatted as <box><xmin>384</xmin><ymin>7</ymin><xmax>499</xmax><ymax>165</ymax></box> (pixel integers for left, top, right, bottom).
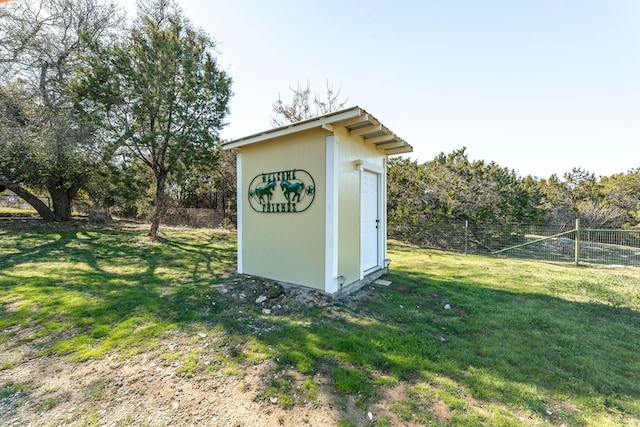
<box><xmin>1</xmin><ymin>222</ymin><xmax>639</xmax><ymax>426</ymax></box>
<box><xmin>0</xmin><ymin>207</ymin><xmax>39</xmax><ymax>216</ymax></box>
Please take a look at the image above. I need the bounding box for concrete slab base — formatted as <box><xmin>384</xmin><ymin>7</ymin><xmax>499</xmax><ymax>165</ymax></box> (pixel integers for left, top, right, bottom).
<box><xmin>332</xmin><ymin>268</ymin><xmax>389</xmax><ymax>298</ymax></box>
<box><xmin>272</xmin><ymin>268</ymin><xmax>391</xmax><ymax>298</ymax></box>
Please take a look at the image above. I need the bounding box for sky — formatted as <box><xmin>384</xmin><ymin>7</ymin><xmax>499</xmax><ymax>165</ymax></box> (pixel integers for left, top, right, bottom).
<box><xmin>118</xmin><ymin>0</ymin><xmax>640</xmax><ymax>179</ymax></box>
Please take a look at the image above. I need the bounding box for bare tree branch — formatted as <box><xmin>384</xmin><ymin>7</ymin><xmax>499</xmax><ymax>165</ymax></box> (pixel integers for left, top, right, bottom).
<box><xmin>270</xmin><ymin>80</ymin><xmax>349</xmax><ymax>127</ymax></box>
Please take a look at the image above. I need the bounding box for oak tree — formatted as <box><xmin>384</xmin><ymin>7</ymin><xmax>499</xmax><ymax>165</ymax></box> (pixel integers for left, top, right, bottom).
<box><xmin>0</xmin><ymin>0</ymin><xmax>122</xmax><ymax>220</ymax></box>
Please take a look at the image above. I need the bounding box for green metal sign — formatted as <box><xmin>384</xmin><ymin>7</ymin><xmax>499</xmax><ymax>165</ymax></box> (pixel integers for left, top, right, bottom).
<box><xmin>248</xmin><ymin>169</ymin><xmax>315</xmax><ymax>213</ymax></box>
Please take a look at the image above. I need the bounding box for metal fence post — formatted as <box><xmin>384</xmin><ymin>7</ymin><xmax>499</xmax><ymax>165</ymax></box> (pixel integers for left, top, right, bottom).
<box><xmin>464</xmin><ymin>220</ymin><xmax>469</xmax><ymax>255</ymax></box>
<box><xmin>574</xmin><ymin>218</ymin><xmax>580</xmax><ymax>266</ymax></box>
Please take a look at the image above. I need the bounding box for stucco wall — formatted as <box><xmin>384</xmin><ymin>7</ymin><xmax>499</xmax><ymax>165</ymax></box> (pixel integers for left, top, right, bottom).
<box><xmin>240</xmin><ymin>128</ymin><xmax>328</xmax><ymax>290</ymax></box>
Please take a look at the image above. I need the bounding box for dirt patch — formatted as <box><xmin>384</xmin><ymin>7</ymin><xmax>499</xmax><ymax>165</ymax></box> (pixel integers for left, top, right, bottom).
<box><xmin>431</xmin><ymin>400</ymin><xmax>452</xmax><ymax>422</ymax></box>
<box><xmin>0</xmin><ymin>275</ymin><xmax>431</xmax><ymax>427</ymax></box>
<box><xmin>3</xmin><ymin>349</ymin><xmax>334</xmax><ymax>426</ymax></box>
<box><xmin>2</xmin><ymin>329</ymin><xmax>356</xmax><ymax>426</ymax></box>
<box><xmin>0</xmin><ymin>223</ymin><xmax>441</xmax><ymax>426</ymax></box>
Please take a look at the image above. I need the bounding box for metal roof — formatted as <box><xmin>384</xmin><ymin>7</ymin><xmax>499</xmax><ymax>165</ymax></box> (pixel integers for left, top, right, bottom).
<box><xmin>222</xmin><ymin>106</ymin><xmax>412</xmax><ymax>155</ymax></box>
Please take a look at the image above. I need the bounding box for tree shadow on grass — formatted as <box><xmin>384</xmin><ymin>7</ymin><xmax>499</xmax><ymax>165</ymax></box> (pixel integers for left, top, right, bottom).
<box><xmin>0</xmin><ymin>224</ymin><xmax>234</xmax><ymax>357</ymax></box>
<box><xmin>2</xmin><ymin>225</ymin><xmax>639</xmax><ymax>424</ymax></box>
<box><xmin>159</xmin><ymin>234</ymin><xmax>237</xmax><ymax>278</ymax></box>
<box><xmin>244</xmin><ymin>274</ymin><xmax>640</xmax><ymax>424</ymax></box>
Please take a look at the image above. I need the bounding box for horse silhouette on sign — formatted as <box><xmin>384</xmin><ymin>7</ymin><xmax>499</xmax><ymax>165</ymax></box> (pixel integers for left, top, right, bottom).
<box><xmin>252</xmin><ymin>180</ymin><xmax>276</xmax><ymax>204</ymax></box>
<box><xmin>280</xmin><ymin>180</ymin><xmax>305</xmax><ymax>203</ymax></box>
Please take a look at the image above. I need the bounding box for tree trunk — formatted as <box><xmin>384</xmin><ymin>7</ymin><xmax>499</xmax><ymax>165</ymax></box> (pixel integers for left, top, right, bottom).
<box><xmin>148</xmin><ymin>172</ymin><xmax>168</xmax><ymax>240</ymax></box>
<box><xmin>0</xmin><ymin>179</ymin><xmax>58</xmax><ymax>221</ymax></box>
<box><xmin>48</xmin><ymin>183</ymin><xmax>80</xmax><ymax>221</ymax></box>
<box><xmin>49</xmin><ymin>189</ymin><xmax>72</xmax><ymax>221</ymax></box>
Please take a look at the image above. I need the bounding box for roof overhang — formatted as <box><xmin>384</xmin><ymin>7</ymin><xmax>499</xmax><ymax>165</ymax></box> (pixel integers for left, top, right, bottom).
<box><xmin>222</xmin><ymin>106</ymin><xmax>412</xmax><ymax>156</ymax></box>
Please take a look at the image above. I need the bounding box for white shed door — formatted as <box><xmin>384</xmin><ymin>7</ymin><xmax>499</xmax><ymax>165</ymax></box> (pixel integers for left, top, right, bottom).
<box><xmin>361</xmin><ymin>170</ymin><xmax>380</xmax><ymax>273</ymax></box>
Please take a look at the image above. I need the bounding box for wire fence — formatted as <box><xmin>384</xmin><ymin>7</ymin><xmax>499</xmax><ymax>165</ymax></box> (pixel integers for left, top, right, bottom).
<box><xmin>113</xmin><ymin>207</ymin><xmax>236</xmax><ymax>229</ymax></box>
<box><xmin>0</xmin><ymin>194</ymin><xmax>50</xmax><ymax>211</ymax></box>
<box><xmin>3</xmin><ymin>194</ymin><xmax>638</xmax><ymax>267</ymax></box>
<box><xmin>577</xmin><ymin>229</ymin><xmax>640</xmax><ymax>267</ymax></box>
<box><xmin>398</xmin><ymin>220</ymin><xmax>640</xmax><ymax>267</ymax></box>
<box><xmin>1</xmin><ymin>195</ymin><xmax>235</xmax><ymax>229</ymax></box>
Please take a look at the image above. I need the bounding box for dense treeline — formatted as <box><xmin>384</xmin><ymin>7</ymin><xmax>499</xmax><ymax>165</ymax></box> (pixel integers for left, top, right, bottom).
<box><xmin>387</xmin><ymin>148</ymin><xmax>640</xmax><ymax>247</ymax></box>
<box><xmin>1</xmin><ymin>2</ymin><xmax>638</xmax><ymax>240</ymax></box>
<box><xmin>0</xmin><ymin>0</ymin><xmax>232</xmax><ymax>239</ymax></box>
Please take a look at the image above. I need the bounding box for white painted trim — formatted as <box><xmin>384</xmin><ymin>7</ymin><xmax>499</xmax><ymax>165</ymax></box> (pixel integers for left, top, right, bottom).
<box><xmin>325</xmin><ymin>135</ymin><xmax>339</xmax><ymax>294</ymax></box>
<box><xmin>377</xmin><ymin>168</ymin><xmax>384</xmax><ymax>270</ymax></box>
<box><xmin>236</xmin><ymin>152</ymin><xmax>243</xmax><ymax>274</ymax></box>
<box><xmin>360</xmin><ymin>160</ymin><xmax>384</xmax><ymax>174</ymax></box>
<box><xmin>358</xmin><ymin>168</ymin><xmax>364</xmax><ymax>280</ymax></box>
<box><xmin>360</xmin><ymin>168</ymin><xmax>383</xmax><ymax>278</ymax></box>
<box><xmin>222</xmin><ymin>108</ymin><xmax>362</xmax><ymax>150</ymax></box>
<box><xmin>381</xmin><ymin>157</ymin><xmax>388</xmax><ymax>267</ymax></box>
